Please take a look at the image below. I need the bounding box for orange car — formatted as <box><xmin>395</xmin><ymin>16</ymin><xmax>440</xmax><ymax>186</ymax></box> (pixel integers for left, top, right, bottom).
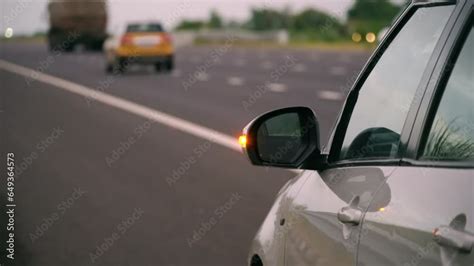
<box><xmin>104</xmin><ymin>22</ymin><xmax>174</xmax><ymax>73</ymax></box>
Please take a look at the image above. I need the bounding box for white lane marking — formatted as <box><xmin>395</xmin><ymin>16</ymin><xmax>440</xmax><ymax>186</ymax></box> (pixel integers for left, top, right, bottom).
<box><xmin>0</xmin><ymin>59</ymin><xmax>239</xmax><ymax>151</ymax></box>
<box><xmin>195</xmin><ymin>71</ymin><xmax>209</xmax><ymax>81</ymax></box>
<box><xmin>317</xmin><ymin>90</ymin><xmax>343</xmax><ymax>101</ymax></box>
<box><xmin>0</xmin><ymin>59</ymin><xmax>300</xmax><ymax>174</ymax></box>
<box><xmin>268</xmin><ymin>83</ymin><xmax>288</xmax><ymax>93</ymax></box>
<box><xmin>292</xmin><ymin>63</ymin><xmax>307</xmax><ymax>73</ymax></box>
<box><xmin>330</xmin><ymin>66</ymin><xmax>346</xmax><ymax>76</ymax></box>
<box><xmin>227</xmin><ymin>77</ymin><xmax>244</xmax><ymax>86</ymax></box>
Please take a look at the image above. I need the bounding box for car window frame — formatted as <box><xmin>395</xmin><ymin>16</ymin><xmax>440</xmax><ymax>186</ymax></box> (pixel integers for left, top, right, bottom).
<box><xmin>325</xmin><ymin>0</ymin><xmax>463</xmax><ymax>169</ymax></box>
<box><xmin>403</xmin><ymin>0</ymin><xmax>474</xmax><ymax>169</ymax></box>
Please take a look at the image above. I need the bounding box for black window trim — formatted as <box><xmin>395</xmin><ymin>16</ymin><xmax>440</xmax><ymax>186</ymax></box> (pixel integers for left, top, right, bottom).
<box><xmin>403</xmin><ymin>0</ymin><xmax>474</xmax><ymax>169</ymax></box>
<box><xmin>324</xmin><ymin>0</ymin><xmax>463</xmax><ymax>170</ymax></box>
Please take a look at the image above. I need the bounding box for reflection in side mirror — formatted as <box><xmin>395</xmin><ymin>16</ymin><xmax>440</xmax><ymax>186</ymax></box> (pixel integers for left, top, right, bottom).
<box><xmin>240</xmin><ymin>106</ymin><xmax>325</xmax><ymax>170</ymax></box>
<box><xmin>257</xmin><ymin>112</ymin><xmax>307</xmax><ymax>164</ymax></box>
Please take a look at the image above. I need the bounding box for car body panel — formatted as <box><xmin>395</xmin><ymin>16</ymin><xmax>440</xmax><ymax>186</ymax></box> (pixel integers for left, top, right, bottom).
<box><xmin>115</xmin><ymin>32</ymin><xmax>174</xmax><ymax>57</ymax></box>
<box><xmin>358</xmin><ymin>167</ymin><xmax>474</xmax><ymax>265</ymax></box>
<box><xmin>103</xmin><ymin>24</ymin><xmax>174</xmax><ymax>69</ymax></box>
<box><xmin>284</xmin><ymin>167</ymin><xmax>394</xmax><ymax>266</ymax></box>
<box><xmin>247</xmin><ymin>171</ymin><xmax>310</xmax><ymax>266</ymax></box>
<box><xmin>358</xmin><ymin>1</ymin><xmax>474</xmax><ymax>264</ymax></box>
<box><xmin>246</xmin><ymin>1</ymin><xmax>473</xmax><ymax>265</ymax></box>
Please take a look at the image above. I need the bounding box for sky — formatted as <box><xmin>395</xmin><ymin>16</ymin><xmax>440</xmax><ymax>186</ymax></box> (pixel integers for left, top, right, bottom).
<box><xmin>1</xmin><ymin>0</ymin><xmax>392</xmax><ymax>36</ymax></box>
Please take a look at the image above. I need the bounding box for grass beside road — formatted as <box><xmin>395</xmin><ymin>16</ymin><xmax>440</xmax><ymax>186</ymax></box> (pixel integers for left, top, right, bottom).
<box><xmin>1</xmin><ymin>36</ymin><xmax>46</xmax><ymax>43</ymax></box>
<box><xmin>288</xmin><ymin>40</ymin><xmax>376</xmax><ymax>51</ymax></box>
<box><xmin>194</xmin><ymin>39</ymin><xmax>375</xmax><ymax>52</ymax></box>
<box><xmin>1</xmin><ymin>36</ymin><xmax>375</xmax><ymax>52</ymax></box>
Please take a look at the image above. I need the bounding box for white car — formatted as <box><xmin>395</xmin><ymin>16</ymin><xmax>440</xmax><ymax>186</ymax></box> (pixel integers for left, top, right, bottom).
<box><xmin>240</xmin><ymin>0</ymin><xmax>474</xmax><ymax>265</ymax></box>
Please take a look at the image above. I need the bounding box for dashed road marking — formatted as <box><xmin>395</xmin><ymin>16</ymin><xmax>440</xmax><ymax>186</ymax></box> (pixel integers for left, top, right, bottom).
<box><xmin>292</xmin><ymin>64</ymin><xmax>307</xmax><ymax>73</ymax></box>
<box><xmin>195</xmin><ymin>71</ymin><xmax>209</xmax><ymax>81</ymax></box>
<box><xmin>317</xmin><ymin>90</ymin><xmax>343</xmax><ymax>101</ymax></box>
<box><xmin>261</xmin><ymin>61</ymin><xmax>274</xmax><ymax>70</ymax></box>
<box><xmin>268</xmin><ymin>83</ymin><xmax>288</xmax><ymax>93</ymax></box>
<box><xmin>227</xmin><ymin>77</ymin><xmax>244</xmax><ymax>86</ymax></box>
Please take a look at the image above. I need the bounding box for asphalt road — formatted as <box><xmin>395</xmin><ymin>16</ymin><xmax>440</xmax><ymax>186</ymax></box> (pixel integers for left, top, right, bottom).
<box><xmin>0</xmin><ymin>41</ymin><xmax>370</xmax><ymax>266</ymax></box>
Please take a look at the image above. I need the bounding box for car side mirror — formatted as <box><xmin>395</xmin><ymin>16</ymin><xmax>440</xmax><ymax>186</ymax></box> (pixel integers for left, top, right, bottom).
<box><xmin>240</xmin><ymin>107</ymin><xmax>325</xmax><ymax>170</ymax></box>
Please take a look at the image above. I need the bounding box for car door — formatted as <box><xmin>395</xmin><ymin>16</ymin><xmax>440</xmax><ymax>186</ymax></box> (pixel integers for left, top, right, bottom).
<box><xmin>284</xmin><ymin>2</ymin><xmax>458</xmax><ymax>265</ymax></box>
<box><xmin>358</xmin><ymin>1</ymin><xmax>474</xmax><ymax>265</ymax></box>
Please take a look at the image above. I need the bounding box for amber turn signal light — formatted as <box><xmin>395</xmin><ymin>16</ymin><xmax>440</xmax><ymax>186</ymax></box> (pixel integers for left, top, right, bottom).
<box><xmin>238</xmin><ymin>135</ymin><xmax>247</xmax><ymax>148</ymax></box>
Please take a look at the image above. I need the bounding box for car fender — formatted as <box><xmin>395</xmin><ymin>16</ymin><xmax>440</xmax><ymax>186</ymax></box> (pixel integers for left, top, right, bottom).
<box><xmin>247</xmin><ymin>170</ymin><xmax>312</xmax><ymax>266</ymax></box>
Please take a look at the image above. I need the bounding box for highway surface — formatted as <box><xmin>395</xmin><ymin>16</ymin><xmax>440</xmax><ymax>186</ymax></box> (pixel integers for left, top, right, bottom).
<box><xmin>0</xmin><ymin>41</ymin><xmax>370</xmax><ymax>266</ymax></box>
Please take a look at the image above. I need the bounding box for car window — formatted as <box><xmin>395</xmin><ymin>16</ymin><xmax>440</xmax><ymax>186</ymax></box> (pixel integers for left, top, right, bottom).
<box><xmin>126</xmin><ymin>24</ymin><xmax>164</xmax><ymax>33</ymax></box>
<box><xmin>339</xmin><ymin>5</ymin><xmax>455</xmax><ymax>161</ymax></box>
<box><xmin>422</xmin><ymin>23</ymin><xmax>474</xmax><ymax>161</ymax></box>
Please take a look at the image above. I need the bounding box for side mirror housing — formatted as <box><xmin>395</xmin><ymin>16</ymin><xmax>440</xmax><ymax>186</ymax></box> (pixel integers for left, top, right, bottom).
<box><xmin>240</xmin><ymin>107</ymin><xmax>325</xmax><ymax>170</ymax></box>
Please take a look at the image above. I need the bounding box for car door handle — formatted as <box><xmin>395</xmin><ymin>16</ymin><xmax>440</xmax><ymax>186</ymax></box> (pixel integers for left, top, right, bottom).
<box><xmin>337</xmin><ymin>196</ymin><xmax>363</xmax><ymax>240</ymax></box>
<box><xmin>337</xmin><ymin>196</ymin><xmax>363</xmax><ymax>225</ymax></box>
<box><xmin>434</xmin><ymin>213</ymin><xmax>474</xmax><ymax>253</ymax></box>
<box><xmin>434</xmin><ymin>225</ymin><xmax>474</xmax><ymax>253</ymax></box>
<box><xmin>337</xmin><ymin>206</ymin><xmax>363</xmax><ymax>225</ymax></box>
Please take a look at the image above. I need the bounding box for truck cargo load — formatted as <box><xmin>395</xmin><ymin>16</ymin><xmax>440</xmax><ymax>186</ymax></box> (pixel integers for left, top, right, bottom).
<box><xmin>48</xmin><ymin>0</ymin><xmax>107</xmax><ymax>51</ymax></box>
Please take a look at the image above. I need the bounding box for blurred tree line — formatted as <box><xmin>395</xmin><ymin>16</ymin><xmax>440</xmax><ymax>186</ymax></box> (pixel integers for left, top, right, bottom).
<box><xmin>175</xmin><ymin>0</ymin><xmax>405</xmax><ymax>42</ymax></box>
<box><xmin>347</xmin><ymin>0</ymin><xmax>403</xmax><ymax>37</ymax></box>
